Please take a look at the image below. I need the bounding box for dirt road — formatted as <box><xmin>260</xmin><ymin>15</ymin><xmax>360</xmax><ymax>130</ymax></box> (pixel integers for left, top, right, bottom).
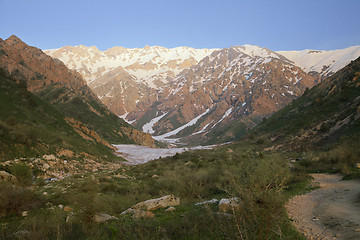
<box><xmin>286</xmin><ymin>174</ymin><xmax>360</xmax><ymax>239</ymax></box>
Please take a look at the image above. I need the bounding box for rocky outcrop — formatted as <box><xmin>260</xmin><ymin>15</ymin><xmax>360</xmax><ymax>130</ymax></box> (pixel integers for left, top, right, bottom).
<box><xmin>94</xmin><ymin>213</ymin><xmax>118</xmax><ymax>223</ymax></box>
<box><xmin>121</xmin><ymin>195</ymin><xmax>180</xmax><ymax>218</ymax></box>
<box><xmin>0</xmin><ymin>35</ymin><xmax>92</xmax><ymax>95</ymax></box>
<box><xmin>119</xmin><ymin>127</ymin><xmax>155</xmax><ymax>148</ymax></box>
<box><xmin>132</xmin><ymin>195</ymin><xmax>180</xmax><ymax>211</ymax></box>
<box><xmin>65</xmin><ymin>117</ymin><xmax>116</xmax><ymax>150</ymax></box>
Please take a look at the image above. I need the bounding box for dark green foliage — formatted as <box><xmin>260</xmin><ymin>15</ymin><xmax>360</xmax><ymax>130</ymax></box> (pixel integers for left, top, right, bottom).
<box><xmin>36</xmin><ymin>85</ymin><xmax>135</xmax><ymax>145</ymax></box>
<box><xmin>10</xmin><ymin>163</ymin><xmax>32</xmax><ymax>186</ymax></box>
<box><xmin>0</xmin><ymin>68</ymin><xmax>124</xmax><ymax>160</ymax></box>
<box><xmin>0</xmin><ymin>182</ymin><xmax>40</xmax><ymax>216</ymax></box>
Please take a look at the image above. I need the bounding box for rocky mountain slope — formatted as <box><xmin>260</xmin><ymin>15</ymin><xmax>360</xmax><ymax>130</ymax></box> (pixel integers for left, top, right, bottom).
<box><xmin>134</xmin><ymin>46</ymin><xmax>320</xmax><ymax>145</ymax></box>
<box><xmin>253</xmin><ymin>56</ymin><xmax>360</xmax><ymax>150</ymax></box>
<box><xmin>45</xmin><ymin>43</ymin><xmax>360</xmax><ymax>145</ymax></box>
<box><xmin>0</xmin><ymin>36</ymin><xmax>154</xmax><ymax>159</ymax></box>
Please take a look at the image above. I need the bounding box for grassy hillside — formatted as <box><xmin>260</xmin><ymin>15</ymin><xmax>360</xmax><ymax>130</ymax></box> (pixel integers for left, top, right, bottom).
<box><xmin>0</xmin><ymin>69</ymin><xmax>122</xmax><ymax>160</ymax></box>
<box><xmin>254</xmin><ymin>57</ymin><xmax>360</xmax><ymax>147</ymax></box>
<box><xmin>36</xmin><ymin>85</ymin><xmax>135</xmax><ymax>144</ymax></box>
<box><xmin>250</xmin><ymin>57</ymin><xmax>360</xmax><ymax>177</ymax></box>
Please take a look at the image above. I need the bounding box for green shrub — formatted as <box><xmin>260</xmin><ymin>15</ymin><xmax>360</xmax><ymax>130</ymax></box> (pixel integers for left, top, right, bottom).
<box><xmin>10</xmin><ymin>163</ymin><xmax>33</xmax><ymax>186</ymax></box>
<box><xmin>0</xmin><ymin>182</ymin><xmax>39</xmax><ymax>216</ymax></box>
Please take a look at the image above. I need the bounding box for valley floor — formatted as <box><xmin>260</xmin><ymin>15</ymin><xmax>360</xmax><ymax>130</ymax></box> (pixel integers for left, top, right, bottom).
<box><xmin>113</xmin><ymin>144</ymin><xmax>215</xmax><ymax>164</ymax></box>
<box><xmin>286</xmin><ymin>174</ymin><xmax>360</xmax><ymax>240</ymax></box>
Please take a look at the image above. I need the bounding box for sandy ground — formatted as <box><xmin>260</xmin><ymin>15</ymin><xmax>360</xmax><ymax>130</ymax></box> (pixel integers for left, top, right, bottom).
<box><xmin>286</xmin><ymin>173</ymin><xmax>360</xmax><ymax>239</ymax></box>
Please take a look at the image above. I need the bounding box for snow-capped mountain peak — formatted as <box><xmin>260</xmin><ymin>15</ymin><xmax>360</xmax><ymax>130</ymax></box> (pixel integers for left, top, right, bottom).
<box><xmin>44</xmin><ymin>45</ymin><xmax>218</xmax><ymax>88</ymax></box>
<box><xmin>278</xmin><ymin>45</ymin><xmax>360</xmax><ymax>76</ymax></box>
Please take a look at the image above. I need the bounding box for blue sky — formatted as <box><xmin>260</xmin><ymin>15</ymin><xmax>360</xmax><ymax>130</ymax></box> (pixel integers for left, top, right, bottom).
<box><xmin>1</xmin><ymin>0</ymin><xmax>359</xmax><ymax>51</ymax></box>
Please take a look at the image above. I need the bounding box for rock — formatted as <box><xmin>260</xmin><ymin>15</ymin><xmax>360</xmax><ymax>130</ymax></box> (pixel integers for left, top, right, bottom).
<box><xmin>218</xmin><ymin>197</ymin><xmax>241</xmax><ymax>213</ymax></box>
<box><xmin>356</xmin><ymin>163</ymin><xmax>360</xmax><ymax>169</ymax></box>
<box><xmin>58</xmin><ymin>204</ymin><xmax>64</xmax><ymax>209</ymax></box>
<box><xmin>57</xmin><ymin>149</ymin><xmax>74</xmax><ymax>158</ymax></box>
<box><xmin>132</xmin><ymin>195</ymin><xmax>180</xmax><ymax>211</ymax></box>
<box><xmin>120</xmin><ymin>208</ymin><xmax>136</xmax><ymax>215</ymax></box>
<box><xmin>0</xmin><ymin>170</ymin><xmax>16</xmax><ymax>182</ymax></box>
<box><xmin>22</xmin><ymin>211</ymin><xmax>28</xmax><ymax>217</ymax></box>
<box><xmin>94</xmin><ymin>213</ymin><xmax>118</xmax><ymax>223</ymax></box>
<box><xmin>43</xmin><ymin>154</ymin><xmax>56</xmax><ymax>161</ymax></box>
<box><xmin>195</xmin><ymin>199</ymin><xmax>219</xmax><ymax>206</ymax></box>
<box><xmin>165</xmin><ymin>206</ymin><xmax>176</xmax><ymax>212</ymax></box>
<box><xmin>228</xmin><ymin>148</ymin><xmax>233</xmax><ymax>153</ymax></box>
<box><xmin>43</xmin><ymin>192</ymin><xmax>48</xmax><ymax>195</ymax></box>
<box><xmin>43</xmin><ymin>163</ymin><xmax>50</xmax><ymax>170</ymax></box>
<box><xmin>133</xmin><ymin>211</ymin><xmax>154</xmax><ymax>220</ymax></box>
<box><xmin>151</xmin><ymin>174</ymin><xmax>159</xmax><ymax>179</ymax></box>
<box><xmin>64</xmin><ymin>206</ymin><xmax>73</xmax><ymax>212</ymax></box>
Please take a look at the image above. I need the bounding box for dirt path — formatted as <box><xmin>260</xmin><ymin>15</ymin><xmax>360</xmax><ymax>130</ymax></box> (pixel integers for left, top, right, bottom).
<box><xmin>286</xmin><ymin>174</ymin><xmax>360</xmax><ymax>239</ymax></box>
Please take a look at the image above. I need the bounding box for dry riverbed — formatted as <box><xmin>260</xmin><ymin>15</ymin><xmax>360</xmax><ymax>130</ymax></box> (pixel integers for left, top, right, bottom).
<box><xmin>286</xmin><ymin>173</ymin><xmax>360</xmax><ymax>239</ymax></box>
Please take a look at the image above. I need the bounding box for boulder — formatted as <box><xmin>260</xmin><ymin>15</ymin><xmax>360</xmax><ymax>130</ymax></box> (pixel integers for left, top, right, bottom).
<box><xmin>64</xmin><ymin>206</ymin><xmax>73</xmax><ymax>212</ymax></box>
<box><xmin>0</xmin><ymin>170</ymin><xmax>17</xmax><ymax>182</ymax></box>
<box><xmin>218</xmin><ymin>197</ymin><xmax>241</xmax><ymax>213</ymax></box>
<box><xmin>120</xmin><ymin>208</ymin><xmax>135</xmax><ymax>215</ymax></box>
<box><xmin>22</xmin><ymin>211</ymin><xmax>28</xmax><ymax>217</ymax></box>
<box><xmin>43</xmin><ymin>163</ymin><xmax>50</xmax><ymax>170</ymax></box>
<box><xmin>133</xmin><ymin>210</ymin><xmax>154</xmax><ymax>219</ymax></box>
<box><xmin>151</xmin><ymin>174</ymin><xmax>159</xmax><ymax>179</ymax></box>
<box><xmin>43</xmin><ymin>154</ymin><xmax>56</xmax><ymax>161</ymax></box>
<box><xmin>132</xmin><ymin>195</ymin><xmax>180</xmax><ymax>211</ymax></box>
<box><xmin>165</xmin><ymin>206</ymin><xmax>176</xmax><ymax>212</ymax></box>
<box><xmin>94</xmin><ymin>213</ymin><xmax>118</xmax><ymax>223</ymax></box>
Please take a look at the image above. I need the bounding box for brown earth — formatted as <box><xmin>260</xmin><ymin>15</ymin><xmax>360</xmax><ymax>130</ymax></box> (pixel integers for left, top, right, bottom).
<box><xmin>286</xmin><ymin>174</ymin><xmax>360</xmax><ymax>239</ymax></box>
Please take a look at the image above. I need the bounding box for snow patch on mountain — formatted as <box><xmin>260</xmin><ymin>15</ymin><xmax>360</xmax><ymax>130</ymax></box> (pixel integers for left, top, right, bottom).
<box><xmin>212</xmin><ymin>107</ymin><xmax>233</xmax><ymax>128</ymax></box>
<box><xmin>142</xmin><ymin>112</ymin><xmax>167</xmax><ymax>134</ymax></box>
<box><xmin>154</xmin><ymin>108</ymin><xmax>210</xmax><ymax>140</ymax></box>
<box><xmin>278</xmin><ymin>46</ymin><xmax>360</xmax><ymax>75</ymax></box>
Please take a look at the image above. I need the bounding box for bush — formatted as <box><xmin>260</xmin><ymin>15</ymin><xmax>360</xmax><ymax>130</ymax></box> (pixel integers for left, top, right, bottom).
<box><xmin>0</xmin><ymin>182</ymin><xmax>39</xmax><ymax>216</ymax></box>
<box><xmin>10</xmin><ymin>163</ymin><xmax>33</xmax><ymax>186</ymax></box>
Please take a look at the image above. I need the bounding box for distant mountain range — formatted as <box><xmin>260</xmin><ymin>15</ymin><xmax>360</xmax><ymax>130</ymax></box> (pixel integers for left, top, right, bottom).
<box><xmin>45</xmin><ymin>43</ymin><xmax>360</xmax><ymax>145</ymax></box>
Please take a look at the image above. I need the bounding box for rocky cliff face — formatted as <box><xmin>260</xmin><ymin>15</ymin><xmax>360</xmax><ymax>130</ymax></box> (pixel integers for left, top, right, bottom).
<box><xmin>0</xmin><ymin>36</ymin><xmax>90</xmax><ymax>94</ymax></box>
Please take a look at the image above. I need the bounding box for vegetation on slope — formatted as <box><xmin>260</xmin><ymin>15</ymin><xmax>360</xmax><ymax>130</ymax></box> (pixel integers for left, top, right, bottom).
<box><xmin>0</xmin><ymin>142</ymin><xmax>308</xmax><ymax>239</ymax></box>
<box><xmin>250</xmin><ymin>57</ymin><xmax>360</xmax><ymax>178</ymax></box>
<box><xmin>0</xmin><ymin>69</ymin><xmax>122</xmax><ymax>160</ymax></box>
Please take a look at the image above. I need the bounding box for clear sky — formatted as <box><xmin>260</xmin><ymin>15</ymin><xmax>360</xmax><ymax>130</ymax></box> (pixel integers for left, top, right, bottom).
<box><xmin>1</xmin><ymin>0</ymin><xmax>359</xmax><ymax>51</ymax></box>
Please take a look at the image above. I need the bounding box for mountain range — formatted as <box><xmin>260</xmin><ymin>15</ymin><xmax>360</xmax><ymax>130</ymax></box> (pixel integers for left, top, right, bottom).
<box><xmin>45</xmin><ymin>44</ymin><xmax>360</xmax><ymax>145</ymax></box>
